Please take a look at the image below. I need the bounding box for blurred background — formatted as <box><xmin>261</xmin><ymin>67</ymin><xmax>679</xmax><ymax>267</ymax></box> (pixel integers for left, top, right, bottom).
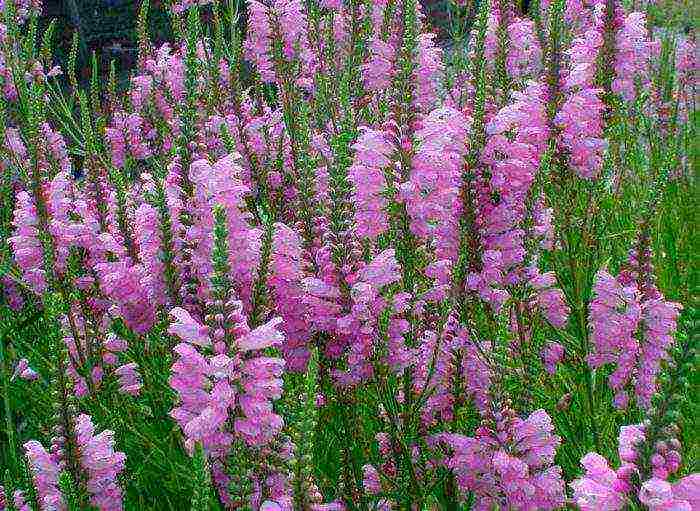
<box><xmin>36</xmin><ymin>0</ymin><xmax>688</xmax><ymax>86</ymax></box>
<box><xmin>40</xmin><ymin>0</ymin><xmax>486</xmax><ymax>80</ymax></box>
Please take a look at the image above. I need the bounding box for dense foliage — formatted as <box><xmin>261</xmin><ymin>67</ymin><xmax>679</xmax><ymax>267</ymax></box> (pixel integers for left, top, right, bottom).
<box><xmin>0</xmin><ymin>0</ymin><xmax>697</xmax><ymax>509</ymax></box>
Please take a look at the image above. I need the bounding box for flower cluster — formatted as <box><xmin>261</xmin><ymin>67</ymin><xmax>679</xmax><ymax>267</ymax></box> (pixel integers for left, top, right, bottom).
<box><xmin>572</xmin><ymin>424</ymin><xmax>698</xmax><ymax>510</ymax></box>
<box><xmin>23</xmin><ymin>413</ymin><xmax>126</xmax><ymax>511</ymax></box>
<box><xmin>588</xmin><ymin>237</ymin><xmax>682</xmax><ymax>409</ymax></box>
<box><xmin>0</xmin><ymin>0</ymin><xmax>696</xmax><ymax>509</ymax></box>
<box><xmin>441</xmin><ymin>408</ymin><xmax>566</xmax><ymax>510</ymax></box>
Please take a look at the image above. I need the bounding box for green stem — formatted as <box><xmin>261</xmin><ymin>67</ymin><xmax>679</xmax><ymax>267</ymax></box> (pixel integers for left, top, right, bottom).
<box><xmin>0</xmin><ymin>329</ymin><xmax>16</xmax><ymax>473</ymax></box>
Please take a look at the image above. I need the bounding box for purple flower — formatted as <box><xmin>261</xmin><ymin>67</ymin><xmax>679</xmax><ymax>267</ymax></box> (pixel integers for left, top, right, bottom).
<box><xmin>168</xmin><ymin>307</ymin><xmax>211</xmax><ymax>347</ymax></box>
<box><xmin>23</xmin><ymin>440</ymin><xmax>63</xmax><ymax>511</ymax></box>
<box><xmin>74</xmin><ymin>414</ymin><xmax>126</xmax><ymax>511</ymax></box>
<box><xmin>541</xmin><ymin>342</ymin><xmax>565</xmax><ymax>374</ymax></box>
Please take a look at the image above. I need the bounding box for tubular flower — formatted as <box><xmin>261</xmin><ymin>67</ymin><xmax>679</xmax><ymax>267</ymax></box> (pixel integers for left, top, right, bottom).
<box><xmin>8</xmin><ymin>191</ymin><xmax>46</xmax><ymax>294</ymax></box>
<box><xmin>269</xmin><ymin>223</ymin><xmax>312</xmax><ymax>371</ymax></box>
<box><xmin>348</xmin><ymin>128</ymin><xmax>394</xmax><ymax>241</ymax></box>
<box><xmin>404</xmin><ymin>106</ymin><xmax>470</xmax><ymax>263</ymax></box>
<box><xmin>507</xmin><ymin>18</ymin><xmax>542</xmax><ymax>81</ymax></box>
<box><xmin>73</xmin><ymin>414</ymin><xmax>127</xmax><ymax>511</ymax></box>
<box><xmin>168</xmin><ymin>305</ymin><xmax>285</xmax><ymax>453</ymax></box>
<box><xmin>114</xmin><ymin>362</ymin><xmax>142</xmax><ymax>396</ymax></box>
<box><xmin>23</xmin><ymin>440</ymin><xmax>64</xmax><ymax>511</ymax></box>
<box><xmin>134</xmin><ymin>203</ymin><xmax>167</xmax><ymax>306</ymax></box>
<box><xmin>442</xmin><ymin>409</ymin><xmax>565</xmax><ymax>510</ymax></box>
<box><xmin>612</xmin><ymin>12</ymin><xmax>657</xmax><ymax>101</ymax></box>
<box><xmin>588</xmin><ymin>259</ymin><xmax>681</xmax><ymax>410</ymax></box>
<box><xmin>188</xmin><ymin>156</ymin><xmax>261</xmax><ymax>305</ymax></box>
<box><xmin>363</xmin><ymin>39</ymin><xmax>396</xmax><ymax>93</ymax></box>
<box><xmin>572</xmin><ymin>425</ymin><xmax>699</xmax><ymax>510</ymax></box>
<box><xmin>244</xmin><ymin>1</ymin><xmax>275</xmax><ymax>82</ymax></box>
<box><xmin>588</xmin><ymin>269</ymin><xmax>642</xmax><ymax>408</ymax></box>
<box><xmin>413</xmin><ymin>33</ymin><xmax>444</xmax><ymax>113</ymax></box>
<box><xmin>331</xmin><ymin>249</ymin><xmax>401</xmax><ymax>386</ymax></box>
<box><xmin>555</xmin><ymin>88</ymin><xmax>607</xmax><ymax>179</ymax></box>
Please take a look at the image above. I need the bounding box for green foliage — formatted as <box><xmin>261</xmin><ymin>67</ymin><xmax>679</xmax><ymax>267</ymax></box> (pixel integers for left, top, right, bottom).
<box><xmin>58</xmin><ymin>471</ymin><xmax>83</xmax><ymax>511</ymax></box>
<box><xmin>190</xmin><ymin>443</ymin><xmax>213</xmax><ymax>511</ymax></box>
<box><xmin>0</xmin><ymin>0</ymin><xmax>697</xmax><ymax>509</ymax></box>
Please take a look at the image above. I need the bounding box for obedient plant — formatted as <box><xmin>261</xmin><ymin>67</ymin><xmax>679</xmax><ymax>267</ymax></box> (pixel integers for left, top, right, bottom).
<box><xmin>0</xmin><ymin>0</ymin><xmax>696</xmax><ymax>509</ymax></box>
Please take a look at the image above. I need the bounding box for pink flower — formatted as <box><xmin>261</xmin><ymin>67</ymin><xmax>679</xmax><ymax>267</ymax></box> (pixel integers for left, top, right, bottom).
<box><xmin>168</xmin><ymin>307</ymin><xmax>211</xmax><ymax>347</ymax></box>
<box><xmin>188</xmin><ymin>155</ymin><xmax>261</xmax><ymax>303</ymax></box>
<box><xmin>612</xmin><ymin>12</ymin><xmax>656</xmax><ymax>101</ymax></box>
<box><xmin>74</xmin><ymin>414</ymin><xmax>127</xmax><ymax>511</ymax></box>
<box><xmin>169</xmin><ymin>303</ymin><xmax>286</xmax><ymax>457</ymax></box>
<box><xmin>1</xmin><ymin>275</ymin><xmax>24</xmax><ymax>311</ymax></box>
<box><xmin>362</xmin><ymin>465</ymin><xmax>382</xmax><ymax>494</ymax></box>
<box><xmin>114</xmin><ymin>362</ymin><xmax>142</xmax><ymax>396</ymax></box>
<box><xmin>23</xmin><ymin>441</ymin><xmax>63</xmax><ymax>511</ymax></box>
<box><xmin>129</xmin><ymin>75</ymin><xmax>152</xmax><ymax>110</ymax></box>
<box><xmin>5</xmin><ymin>128</ymin><xmax>27</xmax><ymax>160</ymax></box>
<box><xmin>671</xmin><ymin>474</ymin><xmax>700</xmax><ymax>509</ymax></box>
<box><xmin>358</xmin><ymin>249</ymin><xmax>401</xmax><ymax>288</ymax></box>
<box><xmin>413</xmin><ymin>33</ymin><xmax>444</xmax><ymax>112</ymax></box>
<box><xmin>244</xmin><ymin>1</ymin><xmax>275</xmax><ymax>82</ymax></box>
<box><xmin>443</xmin><ymin>409</ymin><xmax>565</xmax><ymax>510</ymax></box>
<box><xmin>555</xmin><ymin>88</ymin><xmax>607</xmax><ymax>179</ymax></box>
<box><xmin>541</xmin><ymin>342</ymin><xmax>565</xmax><ymax>374</ymax></box>
<box><xmin>8</xmin><ymin>192</ymin><xmax>46</xmax><ymax>294</ymax></box>
<box><xmin>41</xmin><ymin>123</ymin><xmax>71</xmax><ymax>174</ymax></box>
<box><xmin>11</xmin><ymin>358</ymin><xmax>37</xmax><ymax>381</ymax></box>
<box><xmin>530</xmin><ymin>271</ymin><xmax>570</xmax><ymax>328</ymax></box>
<box><xmin>638</xmin><ymin>477</ymin><xmax>700</xmax><ymax>511</ymax></box>
<box><xmin>134</xmin><ymin>203</ymin><xmax>168</xmax><ymax>306</ymax></box>
<box><xmin>348</xmin><ymin>128</ymin><xmax>393</xmax><ymax>240</ymax></box>
<box><xmin>237</xmin><ymin>317</ymin><xmax>285</xmax><ymax>351</ymax></box>
<box><xmin>269</xmin><ymin>223</ymin><xmax>311</xmax><ymax>371</ymax></box>
<box><xmin>363</xmin><ymin>39</ymin><xmax>395</xmax><ymax>92</ymax></box>
<box><xmin>170</xmin><ymin>0</ymin><xmax>212</xmax><ymax>14</ymax></box>
<box><xmin>587</xmin><ymin>269</ymin><xmax>641</xmax><ymax>407</ymax></box>
<box><xmin>508</xmin><ymin>18</ymin><xmax>542</xmax><ymax>80</ymax></box>
<box><xmin>589</xmin><ymin>248</ymin><xmax>681</xmax><ymax>409</ymax></box>
<box><xmin>96</xmin><ymin>262</ymin><xmax>155</xmax><ymax>335</ymax></box>
<box><xmin>405</xmin><ymin>107</ymin><xmax>470</xmax><ymax>262</ymax></box>
<box><xmin>570</xmin><ymin>453</ymin><xmax>627</xmax><ymax>511</ymax></box>
<box><xmin>13</xmin><ymin>489</ymin><xmax>31</xmax><ymax>511</ymax></box>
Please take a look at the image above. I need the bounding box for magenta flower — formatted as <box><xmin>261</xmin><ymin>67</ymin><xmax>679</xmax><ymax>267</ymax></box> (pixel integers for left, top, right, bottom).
<box><xmin>95</xmin><ymin>261</ymin><xmax>155</xmax><ymax>335</ymax></box>
<box><xmin>237</xmin><ymin>317</ymin><xmax>284</xmax><ymax>351</ymax></box>
<box><xmin>570</xmin><ymin>452</ymin><xmax>627</xmax><ymax>511</ymax></box>
<box><xmin>413</xmin><ymin>33</ymin><xmax>444</xmax><ymax>113</ymax></box>
<box><xmin>74</xmin><ymin>414</ymin><xmax>127</xmax><ymax>511</ymax></box>
<box><xmin>612</xmin><ymin>12</ymin><xmax>656</xmax><ymax>101</ymax></box>
<box><xmin>168</xmin><ymin>307</ymin><xmax>211</xmax><ymax>347</ymax></box>
<box><xmin>589</xmin><ymin>256</ymin><xmax>681</xmax><ymax>409</ymax></box>
<box><xmin>23</xmin><ymin>440</ymin><xmax>63</xmax><ymax>511</ymax></box>
<box><xmin>555</xmin><ymin>88</ymin><xmax>607</xmax><ymax>179</ymax></box>
<box><xmin>362</xmin><ymin>464</ymin><xmax>382</xmax><ymax>494</ymax></box>
<box><xmin>8</xmin><ymin>191</ymin><xmax>46</xmax><ymax>294</ymax></box>
<box><xmin>443</xmin><ymin>409</ymin><xmax>565</xmax><ymax>510</ymax></box>
<box><xmin>405</xmin><ymin>107</ymin><xmax>470</xmax><ymax>262</ymax></box>
<box><xmin>507</xmin><ymin>18</ymin><xmax>542</xmax><ymax>81</ymax></box>
<box><xmin>114</xmin><ymin>362</ymin><xmax>142</xmax><ymax>396</ymax></box>
<box><xmin>348</xmin><ymin>128</ymin><xmax>393</xmax><ymax>240</ymax></box>
<box><xmin>572</xmin><ymin>424</ymin><xmax>699</xmax><ymax>511</ymax></box>
<box><xmin>541</xmin><ymin>342</ymin><xmax>565</xmax><ymax>374</ymax></box>
<box><xmin>41</xmin><ymin>123</ymin><xmax>71</xmax><ymax>174</ymax></box>
<box><xmin>134</xmin><ymin>203</ymin><xmax>167</xmax><ymax>306</ymax></box>
<box><xmin>245</xmin><ymin>1</ymin><xmax>275</xmax><ymax>83</ymax></box>
<box><xmin>363</xmin><ymin>39</ymin><xmax>395</xmax><ymax>93</ymax></box>
<box><xmin>269</xmin><ymin>222</ymin><xmax>312</xmax><ymax>371</ymax></box>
